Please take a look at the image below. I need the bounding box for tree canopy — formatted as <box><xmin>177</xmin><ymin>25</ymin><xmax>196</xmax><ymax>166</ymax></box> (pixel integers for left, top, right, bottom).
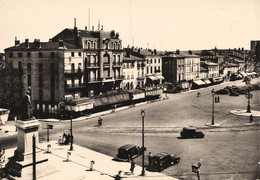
<box><xmin>0</xmin><ymin>61</ymin><xmax>24</xmax><ymax>115</ymax></box>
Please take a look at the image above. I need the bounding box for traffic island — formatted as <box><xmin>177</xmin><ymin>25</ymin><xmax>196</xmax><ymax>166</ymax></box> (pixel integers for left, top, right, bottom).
<box><xmin>205</xmin><ymin>123</ymin><xmax>221</xmax><ymax>127</ymax></box>
<box><xmin>230</xmin><ymin>109</ymin><xmax>260</xmax><ymax>117</ymax></box>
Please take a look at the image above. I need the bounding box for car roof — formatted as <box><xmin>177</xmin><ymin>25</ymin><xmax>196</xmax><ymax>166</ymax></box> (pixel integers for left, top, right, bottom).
<box><xmin>153</xmin><ymin>152</ymin><xmax>171</xmax><ymax>158</ymax></box>
<box><xmin>183</xmin><ymin>127</ymin><xmax>196</xmax><ymax>131</ymax></box>
<box><xmin>119</xmin><ymin>144</ymin><xmax>136</xmax><ymax>150</ymax></box>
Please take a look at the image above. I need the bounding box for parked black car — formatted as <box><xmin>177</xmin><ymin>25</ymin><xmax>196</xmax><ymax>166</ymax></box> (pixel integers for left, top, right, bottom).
<box><xmin>116</xmin><ymin>144</ymin><xmax>146</xmax><ymax>161</ymax></box>
<box><xmin>215</xmin><ymin>89</ymin><xmax>229</xmax><ymax>95</ymax></box>
<box><xmin>180</xmin><ymin>127</ymin><xmax>204</xmax><ymax>138</ymax></box>
<box><xmin>147</xmin><ymin>152</ymin><xmax>180</xmax><ymax>172</ymax></box>
<box><xmin>229</xmin><ymin>89</ymin><xmax>239</xmax><ymax>96</ymax></box>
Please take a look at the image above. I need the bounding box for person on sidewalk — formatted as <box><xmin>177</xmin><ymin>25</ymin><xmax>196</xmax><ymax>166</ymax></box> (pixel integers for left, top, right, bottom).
<box><xmin>114</xmin><ymin>170</ymin><xmax>122</xmax><ymax>180</ymax></box>
<box><xmin>250</xmin><ymin>114</ymin><xmax>253</xmax><ymax>123</ymax></box>
<box><xmin>148</xmin><ymin>152</ymin><xmax>153</xmax><ymax>167</ymax></box>
<box><xmin>130</xmin><ymin>159</ymin><xmax>135</xmax><ymax>174</ymax></box>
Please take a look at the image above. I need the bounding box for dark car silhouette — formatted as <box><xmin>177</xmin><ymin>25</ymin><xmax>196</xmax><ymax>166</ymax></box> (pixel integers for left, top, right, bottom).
<box><xmin>116</xmin><ymin>144</ymin><xmax>146</xmax><ymax>161</ymax></box>
<box><xmin>147</xmin><ymin>152</ymin><xmax>180</xmax><ymax>172</ymax></box>
<box><xmin>180</xmin><ymin>127</ymin><xmax>204</xmax><ymax>138</ymax></box>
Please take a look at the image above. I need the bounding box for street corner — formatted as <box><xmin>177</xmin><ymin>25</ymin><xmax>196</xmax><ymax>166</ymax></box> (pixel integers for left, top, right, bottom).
<box><xmin>230</xmin><ymin>109</ymin><xmax>260</xmax><ymax>117</ymax></box>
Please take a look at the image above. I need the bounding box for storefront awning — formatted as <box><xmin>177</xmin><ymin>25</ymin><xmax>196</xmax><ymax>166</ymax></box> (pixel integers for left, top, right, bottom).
<box><xmin>65</xmin><ymin>98</ymin><xmax>94</xmax><ymax>112</ymax></box>
<box><xmin>193</xmin><ymin>80</ymin><xmax>206</xmax><ymax>86</ymax></box>
<box><xmin>239</xmin><ymin>71</ymin><xmax>247</xmax><ymax>77</ymax></box>
<box><xmin>147</xmin><ymin>75</ymin><xmax>158</xmax><ymax>81</ymax></box>
<box><xmin>93</xmin><ymin>92</ymin><xmax>131</xmax><ymax>107</ymax></box>
<box><xmin>204</xmin><ymin>80</ymin><xmax>211</xmax><ymax>84</ymax></box>
<box><xmin>155</xmin><ymin>75</ymin><xmax>165</xmax><ymax>80</ymax></box>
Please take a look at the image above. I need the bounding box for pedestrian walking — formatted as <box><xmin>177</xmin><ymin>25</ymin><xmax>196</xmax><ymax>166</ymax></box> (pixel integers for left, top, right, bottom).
<box><xmin>148</xmin><ymin>152</ymin><xmax>153</xmax><ymax>167</ymax></box>
<box><xmin>114</xmin><ymin>170</ymin><xmax>122</xmax><ymax>180</ymax></box>
<box><xmin>130</xmin><ymin>160</ymin><xmax>135</xmax><ymax>174</ymax></box>
<box><xmin>98</xmin><ymin>117</ymin><xmax>102</xmax><ymax>126</ymax></box>
<box><xmin>215</xmin><ymin>97</ymin><xmax>217</xmax><ymax>103</ymax></box>
<box><xmin>250</xmin><ymin>114</ymin><xmax>253</xmax><ymax>123</ymax></box>
<box><xmin>197</xmin><ymin>92</ymin><xmax>200</xmax><ymax>97</ymax></box>
<box><xmin>217</xmin><ymin>96</ymin><xmax>220</xmax><ymax>103</ymax></box>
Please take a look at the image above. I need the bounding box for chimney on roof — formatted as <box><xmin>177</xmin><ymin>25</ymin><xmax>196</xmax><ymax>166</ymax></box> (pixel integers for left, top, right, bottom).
<box><xmin>34</xmin><ymin>39</ymin><xmax>41</xmax><ymax>48</ymax></box>
<box><xmin>111</xmin><ymin>30</ymin><xmax>115</xmax><ymax>37</ymax></box>
<box><xmin>154</xmin><ymin>49</ymin><xmax>157</xmax><ymax>55</ymax></box>
<box><xmin>92</xmin><ymin>26</ymin><xmax>94</xmax><ymax>31</ymax></box>
<box><xmin>85</xmin><ymin>26</ymin><xmax>87</xmax><ymax>30</ymax></box>
<box><xmin>74</xmin><ymin>18</ymin><xmax>77</xmax><ymax>28</ymax></box>
<box><xmin>59</xmin><ymin>39</ymin><xmax>64</xmax><ymax>48</ymax></box>
<box><xmin>15</xmin><ymin>36</ymin><xmax>20</xmax><ymax>46</ymax></box>
<box><xmin>25</xmin><ymin>39</ymin><xmax>29</xmax><ymax>48</ymax></box>
<box><xmin>176</xmin><ymin>49</ymin><xmax>180</xmax><ymax>55</ymax></box>
<box><xmin>98</xmin><ymin>20</ymin><xmax>100</xmax><ymax>30</ymax></box>
<box><xmin>101</xmin><ymin>25</ymin><xmax>103</xmax><ymax>30</ymax></box>
<box><xmin>188</xmin><ymin>50</ymin><xmax>192</xmax><ymax>55</ymax></box>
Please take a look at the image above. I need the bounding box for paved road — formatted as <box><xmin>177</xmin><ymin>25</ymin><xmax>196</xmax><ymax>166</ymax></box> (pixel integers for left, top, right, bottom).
<box><xmin>2</xmin><ymin>78</ymin><xmax>260</xmax><ymax>179</ymax></box>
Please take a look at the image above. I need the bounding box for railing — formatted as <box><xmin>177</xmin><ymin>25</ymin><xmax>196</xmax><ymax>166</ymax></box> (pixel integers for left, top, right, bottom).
<box><xmin>113</xmin><ymin>62</ymin><xmax>122</xmax><ymax>66</ymax></box>
<box><xmin>66</xmin><ymin>83</ymin><xmax>85</xmax><ymax>88</ymax></box>
<box><xmin>64</xmin><ymin>69</ymin><xmax>83</xmax><ymax>74</ymax></box>
<box><xmin>87</xmin><ymin>63</ymin><xmax>99</xmax><ymax>67</ymax></box>
<box><xmin>114</xmin><ymin>75</ymin><xmax>124</xmax><ymax>80</ymax></box>
<box><xmin>88</xmin><ymin>78</ymin><xmax>100</xmax><ymax>82</ymax></box>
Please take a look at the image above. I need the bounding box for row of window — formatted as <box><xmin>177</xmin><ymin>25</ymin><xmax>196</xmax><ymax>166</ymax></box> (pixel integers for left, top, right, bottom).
<box><xmin>9</xmin><ymin>52</ymin><xmax>57</xmax><ymax>58</ymax></box>
<box><xmin>146</xmin><ymin>58</ymin><xmax>161</xmax><ymax>64</ymax></box>
<box><xmin>147</xmin><ymin>66</ymin><xmax>161</xmax><ymax>74</ymax></box>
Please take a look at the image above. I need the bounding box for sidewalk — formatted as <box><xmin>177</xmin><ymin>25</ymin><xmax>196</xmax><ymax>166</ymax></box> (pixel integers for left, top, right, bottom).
<box><xmin>3</xmin><ymin>141</ymin><xmax>178</xmax><ymax>180</ymax></box>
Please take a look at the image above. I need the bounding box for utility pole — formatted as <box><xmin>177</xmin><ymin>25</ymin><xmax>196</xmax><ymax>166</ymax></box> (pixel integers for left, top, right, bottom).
<box><xmin>32</xmin><ymin>135</ymin><xmax>36</xmax><ymax>180</ymax></box>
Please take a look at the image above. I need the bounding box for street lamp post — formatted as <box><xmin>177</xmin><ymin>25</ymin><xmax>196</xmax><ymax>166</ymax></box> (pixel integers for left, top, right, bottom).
<box><xmin>141</xmin><ymin>110</ymin><xmax>145</xmax><ymax>176</ymax></box>
<box><xmin>211</xmin><ymin>89</ymin><xmax>215</xmax><ymax>125</ymax></box>
<box><xmin>70</xmin><ymin>99</ymin><xmax>73</xmax><ymax>151</ymax></box>
<box><xmin>245</xmin><ymin>92</ymin><xmax>253</xmax><ymax>113</ymax></box>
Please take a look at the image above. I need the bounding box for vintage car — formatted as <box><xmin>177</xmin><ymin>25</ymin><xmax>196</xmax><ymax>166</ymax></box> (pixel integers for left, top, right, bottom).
<box><xmin>180</xmin><ymin>127</ymin><xmax>204</xmax><ymax>138</ymax></box>
<box><xmin>116</xmin><ymin>144</ymin><xmax>146</xmax><ymax>161</ymax></box>
<box><xmin>147</xmin><ymin>152</ymin><xmax>180</xmax><ymax>172</ymax></box>
<box><xmin>215</xmin><ymin>89</ymin><xmax>229</xmax><ymax>95</ymax></box>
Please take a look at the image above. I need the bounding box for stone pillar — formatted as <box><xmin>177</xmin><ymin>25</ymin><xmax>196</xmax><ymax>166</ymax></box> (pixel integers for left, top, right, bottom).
<box><xmin>6</xmin><ymin>118</ymin><xmax>48</xmax><ymax>177</ymax></box>
<box><xmin>15</xmin><ymin>119</ymin><xmax>40</xmax><ymax>161</ymax></box>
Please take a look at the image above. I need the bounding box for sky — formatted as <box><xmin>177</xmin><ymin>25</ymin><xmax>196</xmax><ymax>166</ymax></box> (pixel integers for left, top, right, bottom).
<box><xmin>0</xmin><ymin>0</ymin><xmax>260</xmax><ymax>52</ymax></box>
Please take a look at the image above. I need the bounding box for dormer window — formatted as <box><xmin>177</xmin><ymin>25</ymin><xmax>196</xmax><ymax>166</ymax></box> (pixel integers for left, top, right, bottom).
<box><xmin>113</xmin><ymin>43</ymin><xmax>116</xmax><ymax>49</ymax></box>
<box><xmin>87</xmin><ymin>42</ymin><xmax>91</xmax><ymax>49</ymax></box>
<box><xmin>117</xmin><ymin>43</ymin><xmax>120</xmax><ymax>50</ymax></box>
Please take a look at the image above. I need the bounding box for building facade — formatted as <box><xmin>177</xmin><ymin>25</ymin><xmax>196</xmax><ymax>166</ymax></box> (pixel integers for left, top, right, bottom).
<box><xmin>122</xmin><ymin>50</ymin><xmax>146</xmax><ymax>90</ymax></box>
<box><xmin>162</xmin><ymin>51</ymin><xmax>200</xmax><ymax>89</ymax></box>
<box><xmin>5</xmin><ymin>24</ymin><xmax>124</xmax><ymax>116</ymax></box>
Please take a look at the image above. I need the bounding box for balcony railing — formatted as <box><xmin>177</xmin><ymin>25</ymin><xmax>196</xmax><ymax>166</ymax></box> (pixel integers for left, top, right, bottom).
<box><xmin>114</xmin><ymin>75</ymin><xmax>124</xmax><ymax>80</ymax></box>
<box><xmin>65</xmin><ymin>69</ymin><xmax>83</xmax><ymax>74</ymax></box>
<box><xmin>87</xmin><ymin>63</ymin><xmax>99</xmax><ymax>67</ymax></box>
<box><xmin>113</xmin><ymin>62</ymin><xmax>122</xmax><ymax>66</ymax></box>
<box><xmin>88</xmin><ymin>77</ymin><xmax>100</xmax><ymax>82</ymax></box>
<box><xmin>66</xmin><ymin>83</ymin><xmax>85</xmax><ymax>88</ymax></box>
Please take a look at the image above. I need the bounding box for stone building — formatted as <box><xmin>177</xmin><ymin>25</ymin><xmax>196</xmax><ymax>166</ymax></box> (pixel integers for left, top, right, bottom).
<box><xmin>162</xmin><ymin>51</ymin><xmax>200</xmax><ymax>89</ymax></box>
<box><xmin>5</xmin><ymin>22</ymin><xmax>124</xmax><ymax>116</ymax></box>
<box><xmin>122</xmin><ymin>49</ymin><xmax>146</xmax><ymax>90</ymax></box>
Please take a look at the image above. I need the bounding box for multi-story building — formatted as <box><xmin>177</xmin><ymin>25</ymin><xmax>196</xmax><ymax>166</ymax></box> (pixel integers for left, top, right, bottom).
<box><xmin>5</xmin><ymin>23</ymin><xmax>124</xmax><ymax>116</ymax></box>
<box><xmin>201</xmin><ymin>61</ymin><xmax>219</xmax><ymax>78</ymax></box>
<box><xmin>162</xmin><ymin>51</ymin><xmax>200</xmax><ymax>89</ymax></box>
<box><xmin>129</xmin><ymin>48</ymin><xmax>164</xmax><ymax>87</ymax></box>
<box><xmin>122</xmin><ymin>50</ymin><xmax>146</xmax><ymax>90</ymax></box>
<box><xmin>5</xmin><ymin>39</ymin><xmax>73</xmax><ymax>115</ymax></box>
<box><xmin>222</xmin><ymin>62</ymin><xmax>239</xmax><ymax>80</ymax></box>
<box><xmin>52</xmin><ymin>24</ymin><xmax>124</xmax><ymax>96</ymax></box>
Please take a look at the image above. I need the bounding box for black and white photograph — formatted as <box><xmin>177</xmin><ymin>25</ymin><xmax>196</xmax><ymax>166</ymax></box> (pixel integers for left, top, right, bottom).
<box><xmin>0</xmin><ymin>0</ymin><xmax>259</xmax><ymax>179</ymax></box>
